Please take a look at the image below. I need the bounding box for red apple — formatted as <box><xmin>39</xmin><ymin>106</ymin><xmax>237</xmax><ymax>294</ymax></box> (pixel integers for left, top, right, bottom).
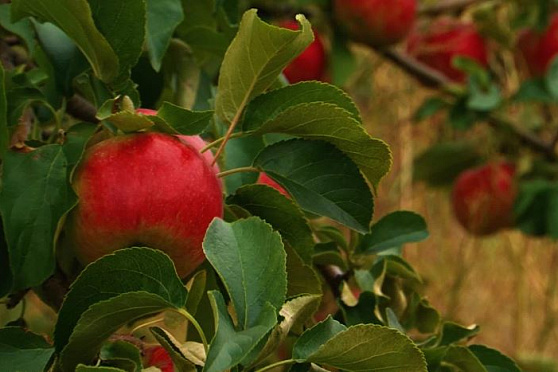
<box><xmin>145</xmin><ymin>346</ymin><xmax>174</xmax><ymax>372</ymax></box>
<box><xmin>258</xmin><ymin>173</ymin><xmax>290</xmax><ymax>197</ymax></box>
<box><xmin>66</xmin><ymin>132</ymin><xmax>223</xmax><ymax>278</ymax></box>
<box><xmin>451</xmin><ymin>162</ymin><xmax>517</xmax><ymax>236</ymax></box>
<box><xmin>279</xmin><ymin>20</ymin><xmax>326</xmax><ymax>83</ymax></box>
<box><xmin>136</xmin><ymin>108</ymin><xmax>219</xmax><ymax>174</ymax></box>
<box><xmin>517</xmin><ymin>14</ymin><xmax>558</xmax><ymax>77</ymax></box>
<box><xmin>406</xmin><ymin>17</ymin><xmax>489</xmax><ymax>82</ymax></box>
<box><xmin>334</xmin><ymin>0</ymin><xmax>417</xmax><ymax>48</ymax></box>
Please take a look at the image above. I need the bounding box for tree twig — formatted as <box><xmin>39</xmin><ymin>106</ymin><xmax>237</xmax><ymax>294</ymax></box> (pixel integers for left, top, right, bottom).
<box><xmin>66</xmin><ymin>95</ymin><xmax>99</xmax><ymax>124</ymax></box>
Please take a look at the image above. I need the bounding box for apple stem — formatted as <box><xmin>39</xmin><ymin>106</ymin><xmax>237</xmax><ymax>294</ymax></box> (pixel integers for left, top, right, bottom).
<box><xmin>217</xmin><ymin>167</ymin><xmax>260</xmax><ymax>178</ymax></box>
<box><xmin>254</xmin><ymin>359</ymin><xmax>296</xmax><ymax>372</ymax></box>
<box><xmin>176</xmin><ymin>308</ymin><xmax>209</xmax><ymax>355</ymax></box>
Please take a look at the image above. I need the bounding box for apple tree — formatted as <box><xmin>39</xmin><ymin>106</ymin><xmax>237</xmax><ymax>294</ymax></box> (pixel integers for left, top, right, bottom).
<box><xmin>0</xmin><ymin>1</ymin><xmax>523</xmax><ymax>372</ymax></box>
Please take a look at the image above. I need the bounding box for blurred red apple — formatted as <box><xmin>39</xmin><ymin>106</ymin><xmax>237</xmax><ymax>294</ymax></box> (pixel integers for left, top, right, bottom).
<box><xmin>136</xmin><ymin>108</ymin><xmax>219</xmax><ymax>174</ymax></box>
<box><xmin>66</xmin><ymin>132</ymin><xmax>223</xmax><ymax>278</ymax></box>
<box><xmin>334</xmin><ymin>0</ymin><xmax>417</xmax><ymax>48</ymax></box>
<box><xmin>279</xmin><ymin>20</ymin><xmax>326</xmax><ymax>83</ymax></box>
<box><xmin>406</xmin><ymin>17</ymin><xmax>489</xmax><ymax>82</ymax></box>
<box><xmin>451</xmin><ymin>162</ymin><xmax>517</xmax><ymax>236</ymax></box>
<box><xmin>145</xmin><ymin>346</ymin><xmax>174</xmax><ymax>372</ymax></box>
<box><xmin>517</xmin><ymin>14</ymin><xmax>558</xmax><ymax>77</ymax></box>
<box><xmin>258</xmin><ymin>172</ymin><xmax>290</xmax><ymax>197</ymax></box>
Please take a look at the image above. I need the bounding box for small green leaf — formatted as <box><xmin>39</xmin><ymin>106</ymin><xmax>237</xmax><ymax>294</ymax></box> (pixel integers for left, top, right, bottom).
<box><xmin>156</xmin><ymin>102</ymin><xmax>213</xmax><ymax>135</ymax></box>
<box><xmin>223</xmin><ymin>135</ymin><xmax>265</xmax><ymax>195</ymax></box>
<box><xmin>469</xmin><ymin>345</ymin><xmax>521</xmax><ymax>372</ymax></box>
<box><xmin>0</xmin><ymin>145</ymin><xmax>75</xmax><ymax>290</ymax></box>
<box><xmin>340</xmin><ymin>291</ymin><xmax>383</xmax><ymax>326</ymax></box>
<box><xmin>414</xmin><ymin>97</ymin><xmax>448</xmax><ymax>122</ymax></box>
<box><xmin>228</xmin><ymin>184</ymin><xmax>314</xmax><ymax>263</ymax></box>
<box><xmin>150</xmin><ymin>327</ymin><xmax>197</xmax><ymax>372</ymax></box>
<box><xmin>0</xmin><ymin>221</ymin><xmax>11</xmax><ymax>297</ymax></box>
<box><xmin>100</xmin><ymin>340</ymin><xmax>143</xmax><ymax>372</ymax></box>
<box><xmin>285</xmin><ymin>244</ymin><xmax>322</xmax><ymax>298</ymax></box>
<box><xmin>443</xmin><ymin>346</ymin><xmax>488</xmax><ymax>372</ymax></box>
<box><xmin>254</xmin><ymin>139</ymin><xmax>374</xmax><ymax>233</ymax></box>
<box><xmin>76</xmin><ymin>366</ymin><xmax>126</xmax><ymax>372</ymax></box>
<box><xmin>438</xmin><ymin>321</ymin><xmax>481</xmax><ymax>347</ymax></box>
<box><xmin>203</xmin><ymin>217</ymin><xmax>286</xmax><ymax>329</ymax></box>
<box><xmin>12</xmin><ymin>0</ymin><xmax>119</xmax><ymax>83</ymax></box>
<box><xmin>293</xmin><ymin>317</ymin><xmax>347</xmax><ymax>361</ymax></box>
<box><xmin>215</xmin><ymin>9</ymin><xmax>313</xmax><ymax>122</ymax></box>
<box><xmin>107</xmin><ymin>111</ymin><xmax>155</xmax><ymax>133</ymax></box>
<box><xmin>0</xmin><ymin>327</ymin><xmax>54</xmax><ymax>372</ymax></box>
<box><xmin>357</xmin><ymin>211</ymin><xmax>429</xmax><ymax>255</ymax></box>
<box><xmin>330</xmin><ymin>32</ymin><xmax>357</xmax><ymax>87</ymax></box>
<box><xmin>145</xmin><ymin>0</ymin><xmax>184</xmax><ymax>71</ymax></box>
<box><xmin>253</xmin><ymin>103</ymin><xmax>391</xmax><ymax>190</ymax></box>
<box><xmin>514</xmin><ymin>78</ymin><xmax>554</xmax><ymax>103</ymax></box>
<box><xmin>546</xmin><ymin>57</ymin><xmax>558</xmax><ymax>99</ymax></box>
<box><xmin>185</xmin><ymin>270</ymin><xmax>207</xmax><ymax>316</ymax></box>
<box><xmin>204</xmin><ymin>291</ymin><xmax>277</xmax><ymax>372</ymax></box>
<box><xmin>241</xmin><ymin>82</ymin><xmax>360</xmax><ymax>131</ymax></box>
<box><xmin>449</xmin><ymin>98</ymin><xmax>478</xmax><ymax>130</ymax></box>
<box><xmin>0</xmin><ymin>62</ymin><xmax>6</xmax><ymax>160</ymax></box>
<box><xmin>313</xmin><ymin>242</ymin><xmax>347</xmax><ymax>270</ymax></box>
<box><xmin>0</xmin><ymin>4</ymin><xmax>36</xmax><ymax>53</ymax></box>
<box><xmin>55</xmin><ymin>248</ymin><xmax>188</xmax><ymax>354</ymax></box>
<box><xmin>302</xmin><ymin>324</ymin><xmax>427</xmax><ymax>371</ymax></box>
<box><xmin>467</xmin><ymin>79</ymin><xmax>502</xmax><ymax>112</ymax></box>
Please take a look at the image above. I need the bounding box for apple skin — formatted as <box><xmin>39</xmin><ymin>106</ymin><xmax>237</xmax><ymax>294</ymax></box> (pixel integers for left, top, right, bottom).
<box><xmin>279</xmin><ymin>20</ymin><xmax>326</xmax><ymax>83</ymax></box>
<box><xmin>406</xmin><ymin>17</ymin><xmax>489</xmax><ymax>82</ymax></box>
<box><xmin>517</xmin><ymin>14</ymin><xmax>558</xmax><ymax>77</ymax></box>
<box><xmin>258</xmin><ymin>173</ymin><xmax>290</xmax><ymax>197</ymax></box>
<box><xmin>451</xmin><ymin>162</ymin><xmax>517</xmax><ymax>236</ymax></box>
<box><xmin>66</xmin><ymin>132</ymin><xmax>223</xmax><ymax>278</ymax></box>
<box><xmin>334</xmin><ymin>0</ymin><xmax>417</xmax><ymax>47</ymax></box>
<box><xmin>145</xmin><ymin>346</ymin><xmax>174</xmax><ymax>372</ymax></box>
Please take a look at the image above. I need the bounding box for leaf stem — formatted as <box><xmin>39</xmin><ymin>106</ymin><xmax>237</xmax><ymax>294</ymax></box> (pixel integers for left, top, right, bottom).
<box><xmin>254</xmin><ymin>359</ymin><xmax>297</xmax><ymax>372</ymax></box>
<box><xmin>200</xmin><ymin>132</ymin><xmax>243</xmax><ymax>153</ymax></box>
<box><xmin>217</xmin><ymin>166</ymin><xmax>260</xmax><ymax>179</ymax></box>
<box><xmin>176</xmin><ymin>308</ymin><xmax>209</xmax><ymax>355</ymax></box>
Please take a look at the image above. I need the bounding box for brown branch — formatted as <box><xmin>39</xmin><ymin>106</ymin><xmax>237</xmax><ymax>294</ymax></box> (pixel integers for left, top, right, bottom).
<box><xmin>66</xmin><ymin>95</ymin><xmax>99</xmax><ymax>124</ymax></box>
<box><xmin>381</xmin><ymin>49</ymin><xmax>558</xmax><ymax>161</ymax></box>
<box><xmin>418</xmin><ymin>0</ymin><xmax>489</xmax><ymax>17</ymax></box>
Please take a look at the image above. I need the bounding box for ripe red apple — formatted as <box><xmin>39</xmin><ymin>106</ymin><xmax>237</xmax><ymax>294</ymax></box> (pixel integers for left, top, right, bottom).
<box><xmin>406</xmin><ymin>17</ymin><xmax>489</xmax><ymax>82</ymax></box>
<box><xmin>334</xmin><ymin>0</ymin><xmax>417</xmax><ymax>48</ymax></box>
<box><xmin>517</xmin><ymin>13</ymin><xmax>558</xmax><ymax>77</ymax></box>
<box><xmin>66</xmin><ymin>132</ymin><xmax>223</xmax><ymax>278</ymax></box>
<box><xmin>136</xmin><ymin>108</ymin><xmax>219</xmax><ymax>174</ymax></box>
<box><xmin>258</xmin><ymin>172</ymin><xmax>289</xmax><ymax>197</ymax></box>
<box><xmin>279</xmin><ymin>20</ymin><xmax>326</xmax><ymax>83</ymax></box>
<box><xmin>144</xmin><ymin>346</ymin><xmax>174</xmax><ymax>372</ymax></box>
<box><xmin>451</xmin><ymin>162</ymin><xmax>517</xmax><ymax>236</ymax></box>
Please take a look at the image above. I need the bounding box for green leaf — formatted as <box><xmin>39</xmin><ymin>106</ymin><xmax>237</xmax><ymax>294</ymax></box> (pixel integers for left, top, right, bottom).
<box><xmin>0</xmin><ymin>4</ymin><xmax>36</xmax><ymax>53</ymax></box>
<box><xmin>443</xmin><ymin>346</ymin><xmax>488</xmax><ymax>372</ymax></box>
<box><xmin>204</xmin><ymin>290</ymin><xmax>277</xmax><ymax>372</ymax></box>
<box><xmin>87</xmin><ymin>0</ymin><xmax>145</xmax><ymax>84</ymax></box>
<box><xmin>54</xmin><ymin>248</ymin><xmax>188</xmax><ymax>354</ymax></box>
<box><xmin>0</xmin><ymin>327</ymin><xmax>54</xmax><ymax>372</ymax></box>
<box><xmin>62</xmin><ymin>122</ymin><xmax>98</xmax><ymax>178</ymax></box>
<box><xmin>253</xmin><ymin>139</ymin><xmax>374</xmax><ymax>233</ymax></box>
<box><xmin>150</xmin><ymin>327</ymin><xmax>197</xmax><ymax>372</ymax></box>
<box><xmin>513</xmin><ymin>78</ymin><xmax>554</xmax><ymax>103</ymax></box>
<box><xmin>59</xmin><ymin>292</ymin><xmax>176</xmax><ymax>372</ymax></box>
<box><xmin>467</xmin><ymin>79</ymin><xmax>502</xmax><ymax>112</ymax></box>
<box><xmin>240</xmin><ymin>82</ymin><xmax>360</xmax><ymax>132</ymax></box>
<box><xmin>146</xmin><ymin>0</ymin><xmax>184</xmax><ymax>71</ymax></box>
<box><xmin>0</xmin><ymin>63</ymin><xmax>6</xmax><ymax>160</ymax></box>
<box><xmin>414</xmin><ymin>97</ymin><xmax>448</xmax><ymax>122</ymax></box>
<box><xmin>546</xmin><ymin>57</ymin><xmax>558</xmax><ymax>99</ymax></box>
<box><xmin>253</xmin><ymin>103</ymin><xmax>391</xmax><ymax>190</ymax></box>
<box><xmin>215</xmin><ymin>9</ymin><xmax>313</xmax><ymax>122</ymax></box>
<box><xmin>448</xmin><ymin>98</ymin><xmax>478</xmax><ymax>130</ymax></box>
<box><xmin>313</xmin><ymin>242</ymin><xmax>347</xmax><ymax>270</ymax></box>
<box><xmin>0</xmin><ymin>145</ymin><xmax>75</xmax><ymax>290</ymax></box>
<box><xmin>156</xmin><ymin>102</ymin><xmax>213</xmax><ymax>135</ymax></box>
<box><xmin>100</xmin><ymin>340</ymin><xmax>143</xmax><ymax>372</ymax></box>
<box><xmin>413</xmin><ymin>142</ymin><xmax>483</xmax><ymax>187</ymax></box>
<box><xmin>301</xmin><ymin>324</ymin><xmax>427</xmax><ymax>371</ymax></box>
<box><xmin>292</xmin><ymin>317</ymin><xmax>347</xmax><ymax>361</ymax></box>
<box><xmin>330</xmin><ymin>32</ymin><xmax>357</xmax><ymax>87</ymax></box>
<box><xmin>223</xmin><ymin>135</ymin><xmax>265</xmax><ymax>195</ymax></box>
<box><xmin>107</xmin><ymin>111</ymin><xmax>155</xmax><ymax>133</ymax></box>
<box><xmin>185</xmin><ymin>270</ymin><xmax>207</xmax><ymax>316</ymax></box>
<box><xmin>339</xmin><ymin>291</ymin><xmax>383</xmax><ymax>326</ymax></box>
<box><xmin>0</xmin><ymin>220</ymin><xmax>11</xmax><ymax>297</ymax></box>
<box><xmin>357</xmin><ymin>211</ymin><xmax>429</xmax><ymax>255</ymax></box>
<box><xmin>468</xmin><ymin>345</ymin><xmax>521</xmax><ymax>372</ymax></box>
<box><xmin>284</xmin><ymin>244</ymin><xmax>322</xmax><ymax>298</ymax></box>
<box><xmin>438</xmin><ymin>321</ymin><xmax>481</xmax><ymax>347</ymax></box>
<box><xmin>228</xmin><ymin>184</ymin><xmax>314</xmax><ymax>263</ymax></box>
<box><xmin>76</xmin><ymin>366</ymin><xmax>126</xmax><ymax>372</ymax></box>
<box><xmin>12</xmin><ymin>0</ymin><xmax>119</xmax><ymax>83</ymax></box>
<box><xmin>203</xmin><ymin>217</ymin><xmax>286</xmax><ymax>329</ymax></box>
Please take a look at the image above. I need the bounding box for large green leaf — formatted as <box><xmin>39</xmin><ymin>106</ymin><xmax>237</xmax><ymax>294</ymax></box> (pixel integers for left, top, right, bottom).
<box><xmin>292</xmin><ymin>317</ymin><xmax>347</xmax><ymax>361</ymax></box>
<box><xmin>146</xmin><ymin>0</ymin><xmax>184</xmax><ymax>71</ymax></box>
<box><xmin>240</xmin><ymin>81</ymin><xmax>360</xmax><ymax>131</ymax></box>
<box><xmin>0</xmin><ymin>327</ymin><xmax>54</xmax><ymax>372</ymax></box>
<box><xmin>285</xmin><ymin>243</ymin><xmax>322</xmax><ymax>298</ymax></box>
<box><xmin>469</xmin><ymin>345</ymin><xmax>521</xmax><ymax>372</ymax></box>
<box><xmin>87</xmin><ymin>0</ymin><xmax>146</xmax><ymax>84</ymax></box>
<box><xmin>443</xmin><ymin>346</ymin><xmax>487</xmax><ymax>372</ymax></box>
<box><xmin>300</xmin><ymin>324</ymin><xmax>428</xmax><ymax>371</ymax></box>
<box><xmin>59</xmin><ymin>292</ymin><xmax>175</xmax><ymax>372</ymax></box>
<box><xmin>203</xmin><ymin>291</ymin><xmax>277</xmax><ymax>372</ymax></box>
<box><xmin>253</xmin><ymin>139</ymin><xmax>374</xmax><ymax>233</ymax></box>
<box><xmin>228</xmin><ymin>184</ymin><xmax>314</xmax><ymax>263</ymax></box>
<box><xmin>12</xmin><ymin>0</ymin><xmax>119</xmax><ymax>83</ymax></box>
<box><xmin>203</xmin><ymin>217</ymin><xmax>287</xmax><ymax>329</ymax></box>
<box><xmin>0</xmin><ymin>145</ymin><xmax>75</xmax><ymax>290</ymax></box>
<box><xmin>54</xmin><ymin>248</ymin><xmax>188</xmax><ymax>353</ymax></box>
<box><xmin>215</xmin><ymin>9</ymin><xmax>313</xmax><ymax>122</ymax></box>
<box><xmin>253</xmin><ymin>103</ymin><xmax>391</xmax><ymax>190</ymax></box>
<box><xmin>357</xmin><ymin>211</ymin><xmax>429</xmax><ymax>255</ymax></box>
<box><xmin>155</xmin><ymin>102</ymin><xmax>213</xmax><ymax>135</ymax></box>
